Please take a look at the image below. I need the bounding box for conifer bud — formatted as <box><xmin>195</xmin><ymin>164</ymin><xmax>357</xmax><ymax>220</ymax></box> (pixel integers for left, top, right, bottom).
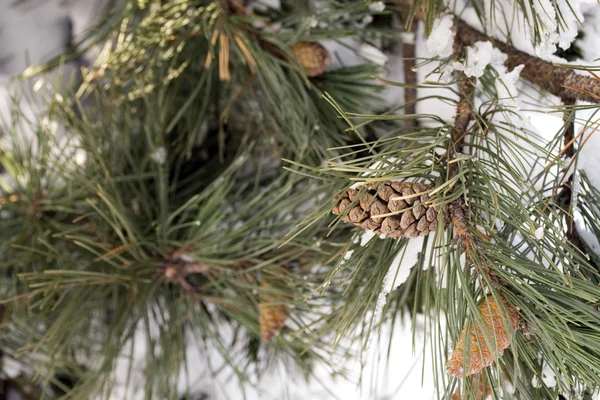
<box><xmin>258</xmin><ymin>280</ymin><xmax>290</xmax><ymax>342</ymax></box>
<box><xmin>292</xmin><ymin>41</ymin><xmax>330</xmax><ymax>77</ymax></box>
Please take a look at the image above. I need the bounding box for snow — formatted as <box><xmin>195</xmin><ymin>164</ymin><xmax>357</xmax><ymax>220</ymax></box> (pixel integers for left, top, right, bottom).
<box><xmin>111</xmin><ymin>311</ymin><xmax>441</xmax><ymax>400</ymax></box>
<box><xmin>381</xmin><ymin>45</ymin><xmax>406</xmax><ymax>109</ymax></box>
<box><xmin>556</xmin><ymin>0</ymin><xmax>584</xmax><ymax>50</ymax></box>
<box><xmin>0</xmin><ymin>2</ymin><xmax>72</xmax><ymax>77</ymax></box>
<box><xmin>150</xmin><ymin>147</ymin><xmax>168</xmax><ymax>165</ymax></box>
<box><xmin>496</xmin><ymin>65</ymin><xmax>523</xmax><ymax>105</ymax></box>
<box><xmin>3</xmin><ymin>357</ymin><xmax>25</xmax><ymax>379</ymax></box>
<box><xmin>368</xmin><ymin>1</ymin><xmax>386</xmax><ymax>13</ymax></box>
<box><xmin>361</xmin><ymin>14</ymin><xmax>374</xmax><ymax>26</ymax></box>
<box><xmin>573</xmin><ymin>106</ymin><xmax>600</xmax><ymax>255</ymax></box>
<box><xmin>358</xmin><ymin>43</ymin><xmax>389</xmax><ymax>66</ymax></box>
<box><xmin>416</xmin><ymin>21</ymin><xmax>458</xmax><ymax>124</ymax></box>
<box><xmin>532</xmin><ymin>0</ymin><xmax>559</xmax><ymax>57</ymax></box>
<box><xmin>531</xmin><ymin>363</ymin><xmax>557</xmax><ymax>388</ymax></box>
<box><xmin>426</xmin><ymin>15</ymin><xmax>455</xmax><ymax>58</ymax></box>
<box><xmin>460</xmin><ymin>41</ymin><xmax>507</xmax><ymax>78</ymax></box>
<box><xmin>322</xmin><ymin>39</ymin><xmax>370</xmax><ymax>69</ymax></box>
<box><xmin>578</xmin><ymin>4</ymin><xmax>600</xmax><ymax>61</ymax></box>
<box><xmin>574</xmin><ymin>107</ymin><xmax>600</xmax><ymax>195</ymax></box>
<box><xmin>439</xmin><ymin>64</ymin><xmax>455</xmax><ymax>84</ymax></box>
<box><xmin>250</xmin><ymin>0</ymin><xmax>281</xmax><ymax>11</ymax></box>
<box><xmin>0</xmin><ymin>0</ymin><xmax>112</xmax><ymax>186</ymax></box>
<box><xmin>495</xmin><ymin>64</ymin><xmax>528</xmax><ymax>128</ymax></box>
<box><xmin>526</xmin><ymin>0</ymin><xmax>584</xmax><ymax>57</ymax></box>
<box><xmin>97</xmin><ymin>291</ymin><xmax>442</xmax><ymax>400</ymax></box>
<box><xmin>359</xmin><ymin>230</ymin><xmax>378</xmax><ymax>246</ymax></box>
<box><xmin>571</xmin><ymin>169</ymin><xmax>581</xmax><ymax>212</ymax></box>
<box><xmin>374</xmin><ymin>240</ymin><xmax>424</xmax><ymax>322</ymax></box>
<box><xmin>534</xmin><ymin>227</ymin><xmax>545</xmax><ymax>240</ymax></box>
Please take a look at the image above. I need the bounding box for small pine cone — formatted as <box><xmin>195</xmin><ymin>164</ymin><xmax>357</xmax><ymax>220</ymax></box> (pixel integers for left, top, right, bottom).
<box><xmin>447</xmin><ymin>296</ymin><xmax>520</xmax><ymax>378</ymax></box>
<box><xmin>332</xmin><ymin>181</ymin><xmax>448</xmax><ymax>238</ymax></box>
<box><xmin>258</xmin><ymin>281</ymin><xmax>290</xmax><ymax>342</ymax></box>
<box><xmin>292</xmin><ymin>41</ymin><xmax>330</xmax><ymax>77</ymax></box>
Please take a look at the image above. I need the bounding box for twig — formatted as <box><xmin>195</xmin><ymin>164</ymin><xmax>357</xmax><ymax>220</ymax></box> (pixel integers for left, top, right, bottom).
<box><xmin>444</xmin><ymin>29</ymin><xmax>504</xmax><ymax>286</ymax></box>
<box><xmin>447</xmin><ymin>74</ymin><xmax>475</xmax><ymax>178</ymax></box>
<box><xmin>402</xmin><ymin>42</ymin><xmax>418</xmax><ymax>126</ymax></box>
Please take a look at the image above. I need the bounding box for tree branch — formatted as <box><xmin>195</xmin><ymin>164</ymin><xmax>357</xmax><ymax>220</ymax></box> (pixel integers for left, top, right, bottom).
<box><xmin>455</xmin><ymin>20</ymin><xmax>600</xmax><ymax>103</ymax></box>
<box><xmin>452</xmin><ymin>75</ymin><xmax>475</xmax><ymax>154</ymax></box>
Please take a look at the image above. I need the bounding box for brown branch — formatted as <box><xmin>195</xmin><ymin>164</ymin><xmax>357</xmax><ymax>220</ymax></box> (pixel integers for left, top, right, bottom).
<box><xmin>452</xmin><ymin>76</ymin><xmax>475</xmax><ymax>153</ymax></box>
<box><xmin>402</xmin><ymin>41</ymin><xmax>418</xmax><ymax>126</ymax></box>
<box><xmin>399</xmin><ymin>8</ymin><xmax>419</xmax><ymax>127</ymax></box>
<box><xmin>447</xmin><ymin>74</ymin><xmax>475</xmax><ymax>178</ymax></box>
<box><xmin>455</xmin><ymin>20</ymin><xmax>600</xmax><ymax>103</ymax></box>
<box><xmin>562</xmin><ymin>100</ymin><xmax>576</xmax><ymax>160</ymax></box>
<box><xmin>446</xmin><ymin>29</ymin><xmax>503</xmax><ymax>287</ymax></box>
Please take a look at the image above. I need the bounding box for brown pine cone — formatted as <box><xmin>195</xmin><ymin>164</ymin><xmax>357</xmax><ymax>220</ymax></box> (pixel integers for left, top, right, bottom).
<box><xmin>450</xmin><ymin>373</ymin><xmax>492</xmax><ymax>400</ymax></box>
<box><xmin>292</xmin><ymin>41</ymin><xmax>330</xmax><ymax>77</ymax></box>
<box><xmin>447</xmin><ymin>295</ymin><xmax>520</xmax><ymax>378</ymax></box>
<box><xmin>332</xmin><ymin>181</ymin><xmax>448</xmax><ymax>238</ymax></box>
<box><xmin>258</xmin><ymin>280</ymin><xmax>290</xmax><ymax>342</ymax></box>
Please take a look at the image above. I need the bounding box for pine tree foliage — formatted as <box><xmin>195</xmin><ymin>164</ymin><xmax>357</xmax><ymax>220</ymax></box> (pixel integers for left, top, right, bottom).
<box><xmin>0</xmin><ymin>1</ymin><xmax>393</xmax><ymax>397</ymax></box>
<box><xmin>291</xmin><ymin>1</ymin><xmax>600</xmax><ymax>399</ymax></box>
<box><xmin>1</xmin><ymin>0</ymin><xmax>600</xmax><ymax>399</ymax></box>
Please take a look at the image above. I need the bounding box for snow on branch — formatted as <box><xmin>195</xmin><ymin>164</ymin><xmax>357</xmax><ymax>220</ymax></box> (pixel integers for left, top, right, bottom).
<box><xmin>455</xmin><ymin>20</ymin><xmax>600</xmax><ymax>103</ymax></box>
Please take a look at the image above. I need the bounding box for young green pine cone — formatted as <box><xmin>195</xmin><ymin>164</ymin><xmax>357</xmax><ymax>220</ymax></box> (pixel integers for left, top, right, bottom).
<box><xmin>332</xmin><ymin>181</ymin><xmax>449</xmax><ymax>238</ymax></box>
<box><xmin>292</xmin><ymin>41</ymin><xmax>330</xmax><ymax>77</ymax></box>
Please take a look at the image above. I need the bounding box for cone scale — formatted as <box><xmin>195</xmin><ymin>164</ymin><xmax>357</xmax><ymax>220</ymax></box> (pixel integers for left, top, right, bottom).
<box><xmin>447</xmin><ymin>296</ymin><xmax>520</xmax><ymax>378</ymax></box>
<box><xmin>332</xmin><ymin>181</ymin><xmax>448</xmax><ymax>238</ymax></box>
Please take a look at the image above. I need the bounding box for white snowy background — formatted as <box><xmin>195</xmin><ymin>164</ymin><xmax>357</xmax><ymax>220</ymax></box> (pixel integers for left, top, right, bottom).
<box><xmin>1</xmin><ymin>0</ymin><xmax>600</xmax><ymax>399</ymax></box>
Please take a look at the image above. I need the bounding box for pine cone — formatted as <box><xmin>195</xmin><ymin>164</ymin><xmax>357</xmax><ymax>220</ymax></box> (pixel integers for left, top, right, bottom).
<box><xmin>447</xmin><ymin>296</ymin><xmax>520</xmax><ymax>378</ymax></box>
<box><xmin>258</xmin><ymin>281</ymin><xmax>290</xmax><ymax>342</ymax></box>
<box><xmin>332</xmin><ymin>181</ymin><xmax>448</xmax><ymax>238</ymax></box>
<box><xmin>292</xmin><ymin>41</ymin><xmax>330</xmax><ymax>77</ymax></box>
<box><xmin>450</xmin><ymin>373</ymin><xmax>491</xmax><ymax>400</ymax></box>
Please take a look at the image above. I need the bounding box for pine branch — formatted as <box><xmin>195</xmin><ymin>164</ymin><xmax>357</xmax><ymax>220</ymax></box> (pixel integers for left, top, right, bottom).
<box><xmin>455</xmin><ymin>20</ymin><xmax>600</xmax><ymax>103</ymax></box>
